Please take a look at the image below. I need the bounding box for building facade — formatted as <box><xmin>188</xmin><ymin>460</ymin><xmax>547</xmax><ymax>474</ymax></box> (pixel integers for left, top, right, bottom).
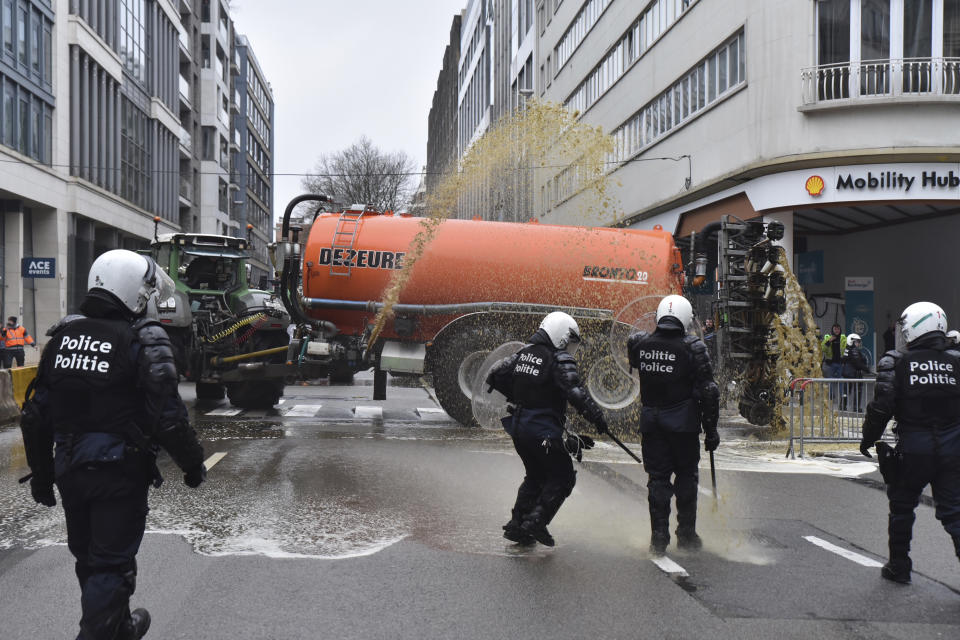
<box><xmin>0</xmin><ymin>0</ymin><xmax>276</xmax><ymax>345</ymax></box>
<box><xmin>532</xmin><ymin>0</ymin><xmax>960</xmax><ymax>358</ymax></box>
<box><xmin>426</xmin><ymin>12</ymin><xmax>461</xmax><ymax>197</ymax></box>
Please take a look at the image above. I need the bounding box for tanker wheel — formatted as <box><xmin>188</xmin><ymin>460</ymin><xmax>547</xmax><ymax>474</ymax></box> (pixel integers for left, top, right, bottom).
<box><xmin>432</xmin><ymin>329</ymin><xmax>503</xmax><ymax>427</ymax></box>
<box><xmin>196</xmin><ymin>382</ymin><xmax>225</xmax><ymax>401</ymax></box>
<box><xmin>577</xmin><ymin>330</ymin><xmax>642</xmax><ymax>434</ymax></box>
<box><xmin>227</xmin><ymin>380</ymin><xmax>284</xmax><ymax>410</ymax></box>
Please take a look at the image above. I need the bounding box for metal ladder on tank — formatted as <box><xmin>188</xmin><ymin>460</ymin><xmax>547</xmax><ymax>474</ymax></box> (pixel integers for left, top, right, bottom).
<box><xmin>329</xmin><ymin>211</ymin><xmax>365</xmax><ymax>276</ymax></box>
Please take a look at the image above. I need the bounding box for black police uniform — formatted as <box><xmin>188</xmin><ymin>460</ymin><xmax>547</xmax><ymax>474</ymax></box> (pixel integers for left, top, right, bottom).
<box><xmin>19</xmin><ymin>292</ymin><xmax>205</xmax><ymax>639</ymax></box>
<box><xmin>861</xmin><ymin>331</ymin><xmax>960</xmax><ymax>582</ymax></box>
<box><xmin>841</xmin><ymin>343</ymin><xmax>870</xmax><ymax>411</ymax></box>
<box><xmin>486</xmin><ymin>328</ymin><xmax>606</xmax><ymax>545</ymax></box>
<box><xmin>627</xmin><ymin>318</ymin><xmax>719</xmax><ymax>549</ymax></box>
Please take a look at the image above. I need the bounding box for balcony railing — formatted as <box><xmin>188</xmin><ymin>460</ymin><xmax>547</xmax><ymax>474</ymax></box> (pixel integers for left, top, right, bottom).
<box><xmin>179</xmin><ymin>176</ymin><xmax>192</xmax><ymax>201</ymax></box>
<box><xmin>178</xmin><ymin>75</ymin><xmax>191</xmax><ymax>103</ymax></box>
<box><xmin>179</xmin><ymin>126</ymin><xmax>192</xmax><ymax>150</ymax></box>
<box><xmin>801</xmin><ymin>57</ymin><xmax>960</xmax><ymax>106</ymax></box>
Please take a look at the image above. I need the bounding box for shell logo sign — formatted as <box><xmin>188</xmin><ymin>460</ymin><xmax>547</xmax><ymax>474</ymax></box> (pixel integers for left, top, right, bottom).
<box><xmin>805</xmin><ymin>175</ymin><xmax>825</xmax><ymax>196</ymax></box>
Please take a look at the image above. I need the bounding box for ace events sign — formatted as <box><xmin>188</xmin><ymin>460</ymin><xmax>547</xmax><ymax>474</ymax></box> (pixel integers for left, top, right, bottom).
<box><xmin>21</xmin><ymin>257</ymin><xmax>55</xmax><ymax>278</ymax></box>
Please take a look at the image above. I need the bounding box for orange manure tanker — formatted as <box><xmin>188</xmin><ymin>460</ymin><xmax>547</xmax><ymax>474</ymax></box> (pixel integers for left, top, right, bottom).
<box><xmin>278</xmin><ymin>195</ymin><xmax>683</xmax><ymax>427</ymax></box>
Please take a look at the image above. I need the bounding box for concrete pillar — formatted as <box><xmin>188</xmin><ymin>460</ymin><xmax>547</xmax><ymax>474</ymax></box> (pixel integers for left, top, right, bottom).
<box><xmin>3</xmin><ymin>205</ymin><xmax>24</xmax><ymax>322</ymax></box>
<box><xmin>30</xmin><ymin>209</ymin><xmax>64</xmax><ymax>347</ymax></box>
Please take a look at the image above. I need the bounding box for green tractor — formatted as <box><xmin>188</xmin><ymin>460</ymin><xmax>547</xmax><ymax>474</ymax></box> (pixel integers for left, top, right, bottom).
<box><xmin>149</xmin><ymin>232</ymin><xmax>291</xmax><ymax>409</ymax></box>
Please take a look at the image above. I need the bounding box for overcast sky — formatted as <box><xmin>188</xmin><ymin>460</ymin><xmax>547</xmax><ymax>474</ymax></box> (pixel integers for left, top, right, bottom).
<box><xmin>229</xmin><ymin>0</ymin><xmax>468</xmax><ymax>219</ymax></box>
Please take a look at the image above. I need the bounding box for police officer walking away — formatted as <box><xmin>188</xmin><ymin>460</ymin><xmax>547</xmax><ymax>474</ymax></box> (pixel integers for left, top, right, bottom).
<box><xmin>860</xmin><ymin>301</ymin><xmax>960</xmax><ymax>584</ymax></box>
<box><xmin>627</xmin><ymin>295</ymin><xmax>720</xmax><ymax>555</ymax></box>
<box><xmin>2</xmin><ymin>315</ymin><xmax>36</xmax><ymax>368</ymax></box>
<box><xmin>19</xmin><ymin>249</ymin><xmax>207</xmax><ymax>639</ymax></box>
<box><xmin>486</xmin><ymin>311</ymin><xmax>608</xmax><ymax>546</ymax></box>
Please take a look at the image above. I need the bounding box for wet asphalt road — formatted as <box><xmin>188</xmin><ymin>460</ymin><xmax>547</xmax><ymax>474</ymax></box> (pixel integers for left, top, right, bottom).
<box><xmin>1</xmin><ymin>375</ymin><xmax>959</xmax><ymax>639</ymax></box>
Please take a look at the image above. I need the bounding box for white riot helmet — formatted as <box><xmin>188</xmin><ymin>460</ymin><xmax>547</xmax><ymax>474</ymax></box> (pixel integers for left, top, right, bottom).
<box><xmin>847</xmin><ymin>333</ymin><xmax>861</xmax><ymax>343</ymax></box>
<box><xmin>540</xmin><ymin>311</ymin><xmax>582</xmax><ymax>355</ymax></box>
<box><xmin>947</xmin><ymin>330</ymin><xmax>960</xmax><ymax>345</ymax></box>
<box><xmin>897</xmin><ymin>301</ymin><xmax>947</xmax><ymax>345</ymax></box>
<box><xmin>656</xmin><ymin>295</ymin><xmax>694</xmax><ymax>331</ymax></box>
<box><xmin>88</xmin><ymin>249</ymin><xmax>174</xmax><ymax>316</ymax></box>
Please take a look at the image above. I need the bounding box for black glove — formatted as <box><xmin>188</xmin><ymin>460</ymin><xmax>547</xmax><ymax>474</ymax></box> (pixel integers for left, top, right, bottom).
<box><xmin>704</xmin><ymin>431</ymin><xmax>720</xmax><ymax>452</ymax></box>
<box><xmin>564</xmin><ymin>433</ymin><xmax>594</xmax><ymax>462</ymax></box>
<box><xmin>184</xmin><ymin>464</ymin><xmax>207</xmax><ymax>488</ymax></box>
<box><xmin>594</xmin><ymin>417</ymin><xmax>609</xmax><ymax>435</ymax></box>
<box><xmin>30</xmin><ymin>477</ymin><xmax>56</xmax><ymax>507</ymax></box>
<box><xmin>859</xmin><ymin>438</ymin><xmax>873</xmax><ymax>458</ymax></box>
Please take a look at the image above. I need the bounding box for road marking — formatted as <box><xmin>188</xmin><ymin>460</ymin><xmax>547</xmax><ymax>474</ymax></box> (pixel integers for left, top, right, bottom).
<box><xmin>205</xmin><ymin>407</ymin><xmax>243</xmax><ymax>416</ymax></box>
<box><xmin>803</xmin><ymin>535</ymin><xmax>883</xmax><ymax>567</ymax></box>
<box><xmin>354</xmin><ymin>406</ymin><xmax>383</xmax><ymax>419</ymax></box>
<box><xmin>283</xmin><ymin>405</ymin><xmax>322</xmax><ymax>417</ymax></box>
<box><xmin>204</xmin><ymin>452</ymin><xmax>227</xmax><ymax>469</ymax></box>
<box><xmin>416</xmin><ymin>407</ymin><xmax>446</xmax><ymax>417</ymax></box>
<box><xmin>651</xmin><ymin>556</ymin><xmax>689</xmax><ymax>577</ymax></box>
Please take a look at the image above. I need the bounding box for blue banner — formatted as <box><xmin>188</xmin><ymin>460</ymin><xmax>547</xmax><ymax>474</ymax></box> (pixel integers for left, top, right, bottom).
<box><xmin>845</xmin><ymin>277</ymin><xmax>875</xmax><ymax>366</ymax></box>
<box><xmin>21</xmin><ymin>257</ymin><xmax>55</xmax><ymax>278</ymax></box>
<box><xmin>796</xmin><ymin>251</ymin><xmax>824</xmax><ymax>285</ymax></box>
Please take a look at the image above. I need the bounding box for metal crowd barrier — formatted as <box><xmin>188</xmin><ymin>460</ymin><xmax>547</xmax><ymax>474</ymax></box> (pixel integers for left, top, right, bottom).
<box><xmin>786</xmin><ymin>377</ymin><xmax>891</xmax><ymax>459</ymax></box>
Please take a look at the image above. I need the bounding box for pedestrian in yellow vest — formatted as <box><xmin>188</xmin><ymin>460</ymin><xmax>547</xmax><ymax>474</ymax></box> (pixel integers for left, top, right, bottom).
<box><xmin>2</xmin><ymin>316</ymin><xmax>35</xmax><ymax>368</ymax></box>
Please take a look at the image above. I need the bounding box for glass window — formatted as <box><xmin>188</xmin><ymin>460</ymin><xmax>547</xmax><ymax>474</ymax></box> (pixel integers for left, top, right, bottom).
<box><xmin>718</xmin><ymin>46</ymin><xmax>728</xmax><ymax>93</ymax></box>
<box><xmin>947</xmin><ymin>0</ymin><xmax>960</xmax><ymax>56</ymax></box>
<box><xmin>119</xmin><ymin>0</ymin><xmax>147</xmax><ymax>85</ymax></box>
<box><xmin>904</xmin><ymin>0</ymin><xmax>932</xmax><ymax>58</ymax></box>
<box><xmin>43</xmin><ymin>107</ymin><xmax>50</xmax><ymax>163</ymax></box>
<box><xmin>18</xmin><ymin>96</ymin><xmax>27</xmax><ymax>154</ymax></box>
<box><xmin>3</xmin><ymin>1</ymin><xmax>11</xmax><ymax>55</ymax></box>
<box><xmin>817</xmin><ymin>0</ymin><xmax>850</xmax><ymax>65</ymax></box>
<box><xmin>729</xmin><ymin>39</ymin><xmax>739</xmax><ymax>85</ymax></box>
<box><xmin>904</xmin><ymin>0</ymin><xmax>932</xmax><ymax>92</ymax></box>
<box><xmin>30</xmin><ymin>10</ymin><xmax>38</xmax><ymax>74</ymax></box>
<box><xmin>17</xmin><ymin>2</ymin><xmax>25</xmax><ymax>66</ymax></box>
<box><xmin>708</xmin><ymin>54</ymin><xmax>717</xmax><ymax>101</ymax></box>
<box><xmin>861</xmin><ymin>0</ymin><xmax>890</xmax><ymax>61</ymax></box>
<box><xmin>30</xmin><ymin>98</ymin><xmax>38</xmax><ymax>158</ymax></box>
<box><xmin>42</xmin><ymin>25</ymin><xmax>49</xmax><ymax>85</ymax></box>
<box><xmin>3</xmin><ymin>82</ymin><xmax>12</xmax><ymax>147</ymax></box>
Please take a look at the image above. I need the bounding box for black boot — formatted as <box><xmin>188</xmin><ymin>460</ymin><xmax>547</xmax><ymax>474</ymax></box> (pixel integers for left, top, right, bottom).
<box><xmin>520</xmin><ymin>506</ymin><xmax>555</xmax><ymax>547</ymax></box>
<box><xmin>649</xmin><ymin>529</ymin><xmax>669</xmax><ymax>556</ymax></box>
<box><xmin>881</xmin><ymin>556</ymin><xmax>912</xmax><ymax>584</ymax></box>
<box><xmin>676</xmin><ymin>526</ymin><xmax>703</xmax><ymax>551</ymax></box>
<box><xmin>122</xmin><ymin>608</ymin><xmax>151</xmax><ymax>640</ymax></box>
<box><xmin>503</xmin><ymin>517</ymin><xmax>534</xmax><ymax>545</ymax></box>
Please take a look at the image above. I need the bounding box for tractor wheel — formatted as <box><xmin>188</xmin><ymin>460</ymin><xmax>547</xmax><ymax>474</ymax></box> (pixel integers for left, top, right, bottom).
<box><xmin>227</xmin><ymin>380</ymin><xmax>284</xmax><ymax>410</ymax></box>
<box><xmin>196</xmin><ymin>382</ymin><xmax>225</xmax><ymax>401</ymax></box>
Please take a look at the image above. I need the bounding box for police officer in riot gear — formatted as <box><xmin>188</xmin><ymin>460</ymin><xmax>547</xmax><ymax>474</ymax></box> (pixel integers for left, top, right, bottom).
<box><xmin>19</xmin><ymin>249</ymin><xmax>206</xmax><ymax>639</ymax></box>
<box><xmin>860</xmin><ymin>301</ymin><xmax>960</xmax><ymax>584</ymax></box>
<box><xmin>486</xmin><ymin>311</ymin><xmax>608</xmax><ymax>546</ymax></box>
<box><xmin>627</xmin><ymin>295</ymin><xmax>720</xmax><ymax>555</ymax></box>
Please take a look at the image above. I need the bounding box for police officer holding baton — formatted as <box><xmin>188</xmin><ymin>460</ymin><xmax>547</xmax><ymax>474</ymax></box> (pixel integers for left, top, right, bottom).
<box><xmin>627</xmin><ymin>295</ymin><xmax>720</xmax><ymax>555</ymax></box>
<box><xmin>860</xmin><ymin>301</ymin><xmax>960</xmax><ymax>584</ymax></box>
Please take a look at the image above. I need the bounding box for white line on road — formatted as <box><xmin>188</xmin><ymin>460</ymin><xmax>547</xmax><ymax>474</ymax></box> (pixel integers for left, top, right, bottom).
<box><xmin>283</xmin><ymin>405</ymin><xmax>323</xmax><ymax>417</ymax></box>
<box><xmin>651</xmin><ymin>556</ymin><xmax>689</xmax><ymax>577</ymax></box>
<box><xmin>803</xmin><ymin>536</ymin><xmax>883</xmax><ymax>567</ymax></box>
<box><xmin>354</xmin><ymin>406</ymin><xmax>383</xmax><ymax>419</ymax></box>
<box><xmin>416</xmin><ymin>407</ymin><xmax>446</xmax><ymax>417</ymax></box>
<box><xmin>205</xmin><ymin>408</ymin><xmax>243</xmax><ymax>416</ymax></box>
<box><xmin>204</xmin><ymin>452</ymin><xmax>227</xmax><ymax>469</ymax></box>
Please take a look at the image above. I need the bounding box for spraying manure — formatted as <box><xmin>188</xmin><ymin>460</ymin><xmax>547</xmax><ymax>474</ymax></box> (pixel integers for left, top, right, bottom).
<box><xmin>277</xmin><ymin>102</ymin><xmax>688</xmax><ymax>434</ymax></box>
